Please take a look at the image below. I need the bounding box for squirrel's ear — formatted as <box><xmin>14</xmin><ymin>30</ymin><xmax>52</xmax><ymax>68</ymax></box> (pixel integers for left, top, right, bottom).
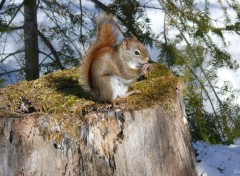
<box><xmin>131</xmin><ymin>34</ymin><xmax>137</xmax><ymax>40</ymax></box>
<box><xmin>122</xmin><ymin>38</ymin><xmax>130</xmax><ymax>50</ymax></box>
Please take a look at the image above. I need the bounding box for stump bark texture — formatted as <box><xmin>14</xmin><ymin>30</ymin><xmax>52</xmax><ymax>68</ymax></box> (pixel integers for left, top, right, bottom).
<box><xmin>0</xmin><ymin>84</ymin><xmax>197</xmax><ymax>176</ymax></box>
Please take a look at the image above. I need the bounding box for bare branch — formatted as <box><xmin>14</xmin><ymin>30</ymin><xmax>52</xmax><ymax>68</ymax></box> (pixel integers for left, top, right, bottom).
<box><xmin>39</xmin><ymin>50</ymin><xmax>56</xmax><ymax>63</ymax></box>
<box><xmin>163</xmin><ymin>13</ymin><xmax>170</xmax><ymax>67</ymax></box>
<box><xmin>140</xmin><ymin>5</ymin><xmax>163</xmax><ymax>10</ymax></box>
<box><xmin>37</xmin><ymin>29</ymin><xmax>65</xmax><ymax>70</ymax></box>
<box><xmin>0</xmin><ymin>68</ymin><xmax>24</xmax><ymax>77</ymax></box>
<box><xmin>0</xmin><ymin>50</ymin><xmax>24</xmax><ymax>63</ymax></box>
<box><xmin>0</xmin><ymin>25</ymin><xmax>23</xmax><ymax>32</ymax></box>
<box><xmin>0</xmin><ymin>0</ymin><xmax>6</xmax><ymax>10</ymax></box>
<box><xmin>8</xmin><ymin>26</ymin><xmax>23</xmax><ymax>31</ymax></box>
<box><xmin>79</xmin><ymin>0</ymin><xmax>86</xmax><ymax>53</ymax></box>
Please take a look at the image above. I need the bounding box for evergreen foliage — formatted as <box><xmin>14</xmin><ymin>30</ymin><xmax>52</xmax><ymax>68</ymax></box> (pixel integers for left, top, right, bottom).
<box><xmin>157</xmin><ymin>0</ymin><xmax>240</xmax><ymax>144</ymax></box>
<box><xmin>109</xmin><ymin>0</ymin><xmax>154</xmax><ymax>46</ymax></box>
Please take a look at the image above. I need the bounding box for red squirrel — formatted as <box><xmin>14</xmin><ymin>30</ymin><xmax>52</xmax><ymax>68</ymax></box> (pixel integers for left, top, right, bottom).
<box><xmin>81</xmin><ymin>14</ymin><xmax>151</xmax><ymax>102</ymax></box>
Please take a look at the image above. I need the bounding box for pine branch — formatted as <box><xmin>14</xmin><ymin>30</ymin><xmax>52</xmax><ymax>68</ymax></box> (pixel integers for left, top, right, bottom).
<box><xmin>184</xmin><ymin>63</ymin><xmax>225</xmax><ymax>140</ymax></box>
<box><xmin>158</xmin><ymin>0</ymin><xmax>236</xmax><ymax>141</ymax></box>
<box><xmin>90</xmin><ymin>0</ymin><xmax>131</xmax><ymax>30</ymax></box>
<box><xmin>91</xmin><ymin>0</ymin><xmax>154</xmax><ymax>45</ymax></box>
<box><xmin>91</xmin><ymin>0</ymin><xmax>110</xmax><ymax>12</ymax></box>
<box><xmin>158</xmin><ymin>0</ymin><xmax>231</xmax><ymax>117</ymax></box>
<box><xmin>0</xmin><ymin>2</ymin><xmax>23</xmax><ymax>39</ymax></box>
<box><xmin>41</xmin><ymin>0</ymin><xmax>82</xmax><ymax>56</ymax></box>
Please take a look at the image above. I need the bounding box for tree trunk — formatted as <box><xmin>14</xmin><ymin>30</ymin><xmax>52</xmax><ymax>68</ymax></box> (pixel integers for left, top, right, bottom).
<box><xmin>0</xmin><ymin>84</ymin><xmax>197</xmax><ymax>176</ymax></box>
<box><xmin>23</xmin><ymin>0</ymin><xmax>39</xmax><ymax>81</ymax></box>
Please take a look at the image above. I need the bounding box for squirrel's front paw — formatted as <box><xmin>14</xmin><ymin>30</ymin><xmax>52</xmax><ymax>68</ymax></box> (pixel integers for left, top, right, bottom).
<box><xmin>132</xmin><ymin>89</ymin><xmax>141</xmax><ymax>94</ymax></box>
<box><xmin>125</xmin><ymin>89</ymin><xmax>141</xmax><ymax>97</ymax></box>
<box><xmin>140</xmin><ymin>63</ymin><xmax>151</xmax><ymax>75</ymax></box>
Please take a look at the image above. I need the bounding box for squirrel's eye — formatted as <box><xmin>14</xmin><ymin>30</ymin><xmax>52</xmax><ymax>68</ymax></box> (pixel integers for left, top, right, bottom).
<box><xmin>135</xmin><ymin>50</ymin><xmax>141</xmax><ymax>55</ymax></box>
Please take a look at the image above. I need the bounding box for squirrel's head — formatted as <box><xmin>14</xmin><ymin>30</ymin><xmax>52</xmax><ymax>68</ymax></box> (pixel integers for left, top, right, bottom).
<box><xmin>120</xmin><ymin>37</ymin><xmax>151</xmax><ymax>69</ymax></box>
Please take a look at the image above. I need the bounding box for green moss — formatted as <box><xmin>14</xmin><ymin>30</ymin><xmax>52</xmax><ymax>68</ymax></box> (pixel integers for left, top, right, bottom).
<box><xmin>0</xmin><ymin>68</ymin><xmax>94</xmax><ymax>115</ymax></box>
<box><xmin>146</xmin><ymin>63</ymin><xmax>174</xmax><ymax>79</ymax></box>
<box><xmin>0</xmin><ymin>63</ymin><xmax>181</xmax><ymax>142</ymax></box>
<box><xmin>123</xmin><ymin>63</ymin><xmax>181</xmax><ymax>110</ymax></box>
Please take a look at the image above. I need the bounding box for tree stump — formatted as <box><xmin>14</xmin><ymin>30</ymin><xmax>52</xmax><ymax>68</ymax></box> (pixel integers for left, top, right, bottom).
<box><xmin>0</xmin><ymin>64</ymin><xmax>197</xmax><ymax>176</ymax></box>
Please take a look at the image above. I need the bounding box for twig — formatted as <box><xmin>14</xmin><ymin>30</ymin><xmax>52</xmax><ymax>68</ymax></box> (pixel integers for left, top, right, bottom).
<box><xmin>0</xmin><ymin>50</ymin><xmax>24</xmax><ymax>63</ymax></box>
<box><xmin>0</xmin><ymin>68</ymin><xmax>24</xmax><ymax>77</ymax></box>
<box><xmin>37</xmin><ymin>29</ymin><xmax>65</xmax><ymax>70</ymax></box>
<box><xmin>0</xmin><ymin>0</ymin><xmax>6</xmax><ymax>10</ymax></box>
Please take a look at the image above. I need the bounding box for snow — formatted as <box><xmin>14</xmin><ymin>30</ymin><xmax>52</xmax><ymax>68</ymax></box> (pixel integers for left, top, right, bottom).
<box><xmin>193</xmin><ymin>140</ymin><xmax>240</xmax><ymax>176</ymax></box>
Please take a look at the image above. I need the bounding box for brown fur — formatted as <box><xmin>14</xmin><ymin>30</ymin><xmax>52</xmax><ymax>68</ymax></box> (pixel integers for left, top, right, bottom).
<box><xmin>80</xmin><ymin>14</ymin><xmax>151</xmax><ymax>102</ymax></box>
<box><xmin>81</xmin><ymin>15</ymin><xmax>118</xmax><ymax>90</ymax></box>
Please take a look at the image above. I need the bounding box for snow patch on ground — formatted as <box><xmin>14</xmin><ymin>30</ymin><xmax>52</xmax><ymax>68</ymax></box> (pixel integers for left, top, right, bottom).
<box><xmin>193</xmin><ymin>140</ymin><xmax>240</xmax><ymax>176</ymax></box>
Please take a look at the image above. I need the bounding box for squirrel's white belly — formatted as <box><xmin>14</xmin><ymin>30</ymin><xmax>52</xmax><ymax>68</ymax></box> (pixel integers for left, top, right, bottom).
<box><xmin>111</xmin><ymin>76</ymin><xmax>134</xmax><ymax>100</ymax></box>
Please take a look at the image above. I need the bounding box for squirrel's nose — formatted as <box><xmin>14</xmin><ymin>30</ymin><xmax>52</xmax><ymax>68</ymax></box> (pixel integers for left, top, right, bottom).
<box><xmin>145</xmin><ymin>57</ymin><xmax>151</xmax><ymax>62</ymax></box>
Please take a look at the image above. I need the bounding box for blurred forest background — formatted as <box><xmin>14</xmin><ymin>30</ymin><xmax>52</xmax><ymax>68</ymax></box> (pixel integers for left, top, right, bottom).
<box><xmin>1</xmin><ymin>0</ymin><xmax>240</xmax><ymax>144</ymax></box>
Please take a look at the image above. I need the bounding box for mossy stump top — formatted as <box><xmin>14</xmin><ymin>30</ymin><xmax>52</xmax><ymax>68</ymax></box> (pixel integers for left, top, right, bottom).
<box><xmin>0</xmin><ymin>63</ymin><xmax>180</xmax><ymax>116</ymax></box>
<box><xmin>0</xmin><ymin>63</ymin><xmax>181</xmax><ymax>140</ymax></box>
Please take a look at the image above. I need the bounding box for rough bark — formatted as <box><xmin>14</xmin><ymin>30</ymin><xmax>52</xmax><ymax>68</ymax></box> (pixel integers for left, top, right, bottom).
<box><xmin>0</xmin><ymin>115</ymin><xmax>80</xmax><ymax>176</ymax></box>
<box><xmin>0</xmin><ymin>84</ymin><xmax>197</xmax><ymax>176</ymax></box>
<box><xmin>24</xmin><ymin>0</ymin><xmax>39</xmax><ymax>80</ymax></box>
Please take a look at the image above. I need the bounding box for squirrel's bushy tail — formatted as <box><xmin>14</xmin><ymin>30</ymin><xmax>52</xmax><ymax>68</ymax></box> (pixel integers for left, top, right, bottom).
<box><xmin>96</xmin><ymin>14</ymin><xmax>118</xmax><ymax>48</ymax></box>
<box><xmin>81</xmin><ymin>14</ymin><xmax>118</xmax><ymax>90</ymax></box>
